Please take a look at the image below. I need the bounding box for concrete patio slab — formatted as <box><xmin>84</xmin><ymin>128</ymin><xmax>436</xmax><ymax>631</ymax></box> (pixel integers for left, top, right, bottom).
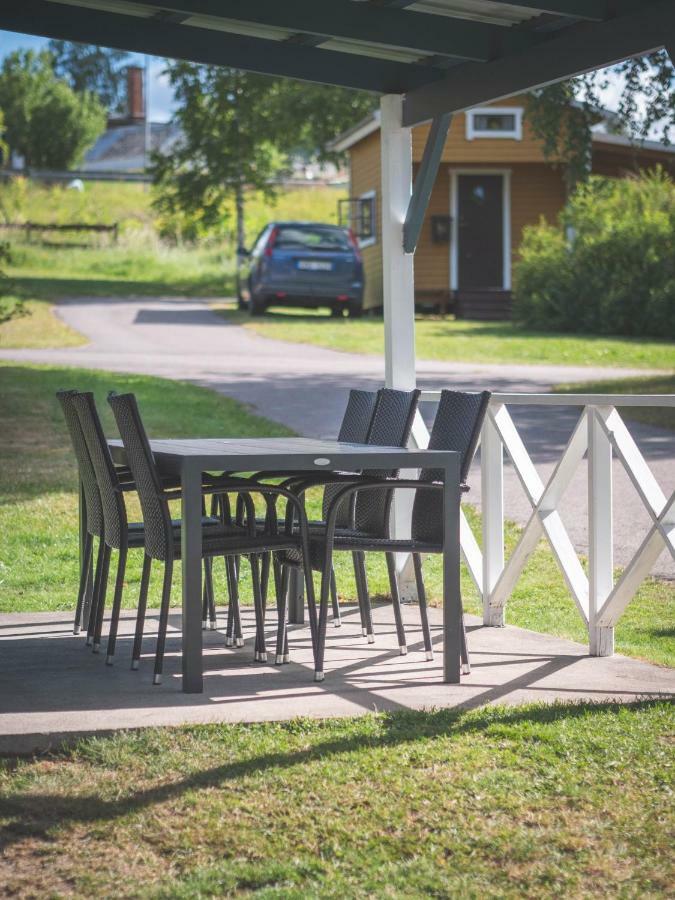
<box><xmin>1</xmin><ymin>604</ymin><xmax>672</xmax><ymax>755</ymax></box>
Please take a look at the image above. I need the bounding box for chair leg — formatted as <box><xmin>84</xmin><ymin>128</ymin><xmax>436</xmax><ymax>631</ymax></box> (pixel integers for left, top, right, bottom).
<box><xmin>73</xmin><ymin>531</ymin><xmax>93</xmax><ymax>635</ymax></box>
<box><xmin>86</xmin><ymin>538</ymin><xmax>105</xmax><ymax>646</ymax></box>
<box><xmin>353</xmin><ymin>551</ymin><xmax>374</xmax><ymax>643</ymax></box>
<box><xmin>203</xmin><ymin>558</ymin><xmax>217</xmax><ymax>629</ymax></box>
<box><xmin>275</xmin><ymin>565</ymin><xmax>289</xmax><ymax>665</ymax></box>
<box><xmin>250</xmin><ymin>554</ymin><xmax>267</xmax><ymax>662</ymax></box>
<box><xmin>153</xmin><ymin>560</ymin><xmax>174</xmax><ymax>685</ymax></box>
<box><xmin>460</xmin><ymin>596</ymin><xmax>471</xmax><ymax>675</ymax></box>
<box><xmin>385</xmin><ymin>552</ymin><xmax>407</xmax><ymax>656</ymax></box>
<box><xmin>92</xmin><ymin>544</ymin><xmax>111</xmax><ymax>653</ymax></box>
<box><xmin>315</xmin><ymin>559</ymin><xmax>333</xmax><ymax>682</ymax></box>
<box><xmin>131</xmin><ymin>553</ymin><xmax>152</xmax><ymax>670</ymax></box>
<box><xmin>261</xmin><ymin>552</ymin><xmax>271</xmax><ymax>607</ymax></box>
<box><xmin>105</xmin><ymin>544</ymin><xmax>128</xmax><ymax>665</ymax></box>
<box><xmin>412</xmin><ymin>553</ymin><xmax>434</xmax><ymax>661</ymax></box>
<box><xmin>228</xmin><ymin>557</ymin><xmax>244</xmax><ymax>648</ymax></box>
<box><xmin>330</xmin><ymin>568</ymin><xmax>341</xmax><ymax>628</ymax></box>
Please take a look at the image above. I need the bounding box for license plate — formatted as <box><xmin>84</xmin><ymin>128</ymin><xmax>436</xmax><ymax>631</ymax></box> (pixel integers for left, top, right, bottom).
<box><xmin>297</xmin><ymin>259</ymin><xmax>333</xmax><ymax>271</ymax></box>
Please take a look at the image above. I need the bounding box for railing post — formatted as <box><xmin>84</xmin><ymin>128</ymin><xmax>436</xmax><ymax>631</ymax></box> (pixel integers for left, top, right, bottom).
<box><xmin>481</xmin><ymin>410</ymin><xmax>505</xmax><ymax>626</ymax></box>
<box><xmin>588</xmin><ymin>406</ymin><xmax>614</xmax><ymax>656</ymax></box>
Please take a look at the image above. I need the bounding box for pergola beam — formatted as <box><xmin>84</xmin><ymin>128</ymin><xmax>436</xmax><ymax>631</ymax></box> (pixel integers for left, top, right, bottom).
<box><xmin>403</xmin><ymin>0</ymin><xmax>674</xmax><ymax>125</ymax></box>
<box><xmin>482</xmin><ymin>0</ymin><xmax>608</xmax><ymax>20</ymax></box>
<box><xmin>0</xmin><ymin>0</ymin><xmax>441</xmax><ymax>94</ymax></box>
<box><xmin>121</xmin><ymin>0</ymin><xmax>526</xmax><ymax>62</ymax></box>
<box><xmin>403</xmin><ymin>113</ymin><xmax>452</xmax><ymax>254</ymax></box>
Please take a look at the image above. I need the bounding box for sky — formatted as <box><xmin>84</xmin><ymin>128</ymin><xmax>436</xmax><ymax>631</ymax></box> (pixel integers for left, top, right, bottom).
<box><xmin>0</xmin><ymin>30</ymin><xmax>177</xmax><ymax>121</ymax></box>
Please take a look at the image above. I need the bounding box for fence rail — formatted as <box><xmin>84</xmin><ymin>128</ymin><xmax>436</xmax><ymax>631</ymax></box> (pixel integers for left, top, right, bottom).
<box><xmin>411</xmin><ymin>391</ymin><xmax>675</xmax><ymax>656</ymax></box>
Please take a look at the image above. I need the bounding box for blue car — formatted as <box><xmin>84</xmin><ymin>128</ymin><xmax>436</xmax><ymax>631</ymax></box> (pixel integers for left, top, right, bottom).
<box><xmin>238</xmin><ymin>221</ymin><xmax>365</xmax><ymax>318</ymax></box>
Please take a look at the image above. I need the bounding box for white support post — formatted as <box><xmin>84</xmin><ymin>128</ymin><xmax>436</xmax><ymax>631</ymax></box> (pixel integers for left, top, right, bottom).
<box><xmin>380</xmin><ymin>93</ymin><xmax>417</xmax><ymax>599</ymax></box>
<box><xmin>588</xmin><ymin>407</ymin><xmax>614</xmax><ymax>656</ymax></box>
<box><xmin>481</xmin><ymin>412</ymin><xmax>505</xmax><ymax>625</ymax></box>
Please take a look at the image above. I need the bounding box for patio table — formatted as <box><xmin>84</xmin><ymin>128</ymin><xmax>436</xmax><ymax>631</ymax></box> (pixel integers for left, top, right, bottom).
<box><xmin>107</xmin><ymin>437</ymin><xmax>461</xmax><ymax>693</ymax></box>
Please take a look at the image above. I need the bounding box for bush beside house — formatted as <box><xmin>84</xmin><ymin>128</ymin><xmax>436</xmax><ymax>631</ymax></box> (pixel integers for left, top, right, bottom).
<box><xmin>514</xmin><ymin>170</ymin><xmax>675</xmax><ymax>338</ymax></box>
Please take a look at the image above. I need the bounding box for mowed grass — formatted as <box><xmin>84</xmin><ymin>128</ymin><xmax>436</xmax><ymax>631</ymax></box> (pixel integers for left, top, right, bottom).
<box><xmin>1</xmin><ymin>701</ymin><xmax>673</xmax><ymax>897</ymax></box>
<box><xmin>1</xmin><ymin>362</ymin><xmax>672</xmax><ymax>667</ymax></box>
<box><xmin>555</xmin><ymin>373</ymin><xmax>675</xmax><ymax>431</ymax></box>
<box><xmin>233</xmin><ymin>305</ymin><xmax>675</xmax><ymax>371</ymax></box>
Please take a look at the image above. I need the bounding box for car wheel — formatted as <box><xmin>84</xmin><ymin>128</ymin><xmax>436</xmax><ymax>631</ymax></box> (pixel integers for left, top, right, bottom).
<box><xmin>250</xmin><ymin>292</ymin><xmax>267</xmax><ymax>316</ymax></box>
<box><xmin>348</xmin><ymin>300</ymin><xmax>363</xmax><ymax>318</ymax></box>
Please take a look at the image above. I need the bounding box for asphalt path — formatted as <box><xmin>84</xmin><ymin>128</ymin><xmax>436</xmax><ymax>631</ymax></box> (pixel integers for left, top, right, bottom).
<box><xmin>1</xmin><ymin>295</ymin><xmax>673</xmax><ymax>578</ymax></box>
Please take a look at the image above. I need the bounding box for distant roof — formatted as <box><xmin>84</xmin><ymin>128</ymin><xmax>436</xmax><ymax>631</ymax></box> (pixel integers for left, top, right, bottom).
<box><xmin>83</xmin><ymin>121</ymin><xmax>181</xmax><ymax>173</ymax></box>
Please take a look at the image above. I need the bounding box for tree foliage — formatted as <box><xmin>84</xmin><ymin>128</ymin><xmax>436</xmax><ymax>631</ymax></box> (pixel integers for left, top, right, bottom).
<box><xmin>48</xmin><ymin>40</ymin><xmax>130</xmax><ymax>113</ymax></box>
<box><xmin>526</xmin><ymin>51</ymin><xmax>675</xmax><ymax>191</ymax></box>
<box><xmin>513</xmin><ymin>170</ymin><xmax>675</xmax><ymax>337</ymax></box>
<box><xmin>0</xmin><ymin>50</ymin><xmax>106</xmax><ymax>169</ymax></box>
<box><xmin>152</xmin><ymin>62</ymin><xmax>376</xmax><ymax>243</ymax></box>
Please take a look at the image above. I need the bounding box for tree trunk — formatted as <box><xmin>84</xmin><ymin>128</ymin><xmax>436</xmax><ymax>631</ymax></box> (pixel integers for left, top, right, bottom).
<box><xmin>235</xmin><ymin>179</ymin><xmax>246</xmax><ymax>303</ymax></box>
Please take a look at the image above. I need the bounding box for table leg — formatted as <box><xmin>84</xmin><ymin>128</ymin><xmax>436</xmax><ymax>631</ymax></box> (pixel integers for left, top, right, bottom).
<box><xmin>181</xmin><ymin>464</ymin><xmax>203</xmax><ymax>693</ymax></box>
<box><xmin>443</xmin><ymin>456</ymin><xmax>462</xmax><ymax>683</ymax></box>
<box><xmin>287</xmin><ymin>567</ymin><xmax>305</xmax><ymax>625</ymax></box>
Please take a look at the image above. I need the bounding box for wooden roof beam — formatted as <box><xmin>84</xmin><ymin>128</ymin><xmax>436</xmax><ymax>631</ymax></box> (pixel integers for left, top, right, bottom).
<box><xmin>0</xmin><ymin>0</ymin><xmax>443</xmax><ymax>94</ymax></box>
<box><xmin>120</xmin><ymin>0</ymin><xmax>535</xmax><ymax>62</ymax></box>
<box><xmin>403</xmin><ymin>0</ymin><xmax>675</xmax><ymax>126</ymax></box>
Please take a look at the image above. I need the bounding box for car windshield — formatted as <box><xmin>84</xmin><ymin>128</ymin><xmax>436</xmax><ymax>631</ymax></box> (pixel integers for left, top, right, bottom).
<box><xmin>274</xmin><ymin>226</ymin><xmax>350</xmax><ymax>252</ymax></box>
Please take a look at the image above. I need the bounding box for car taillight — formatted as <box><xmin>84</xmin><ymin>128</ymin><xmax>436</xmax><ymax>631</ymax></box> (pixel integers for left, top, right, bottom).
<box><xmin>264</xmin><ymin>226</ymin><xmax>279</xmax><ymax>257</ymax></box>
<box><xmin>347</xmin><ymin>229</ymin><xmax>362</xmax><ymax>263</ymax></box>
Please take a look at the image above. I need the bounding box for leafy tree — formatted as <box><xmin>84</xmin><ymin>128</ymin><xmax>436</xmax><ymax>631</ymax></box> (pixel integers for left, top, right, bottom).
<box><xmin>152</xmin><ymin>63</ymin><xmax>375</xmax><ymax>255</ymax></box>
<box><xmin>49</xmin><ymin>40</ymin><xmax>130</xmax><ymax>113</ymax></box>
<box><xmin>0</xmin><ymin>50</ymin><xmax>106</xmax><ymax>169</ymax></box>
<box><xmin>526</xmin><ymin>51</ymin><xmax>675</xmax><ymax>191</ymax></box>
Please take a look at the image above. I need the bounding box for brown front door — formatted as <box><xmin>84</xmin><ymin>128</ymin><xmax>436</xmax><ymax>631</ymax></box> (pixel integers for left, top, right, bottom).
<box><xmin>457</xmin><ymin>174</ymin><xmax>503</xmax><ymax>289</ymax></box>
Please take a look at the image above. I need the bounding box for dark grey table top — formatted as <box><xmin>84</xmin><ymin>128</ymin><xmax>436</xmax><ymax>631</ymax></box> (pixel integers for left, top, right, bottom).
<box><xmin>108</xmin><ymin>437</ymin><xmax>457</xmax><ymax>475</ymax></box>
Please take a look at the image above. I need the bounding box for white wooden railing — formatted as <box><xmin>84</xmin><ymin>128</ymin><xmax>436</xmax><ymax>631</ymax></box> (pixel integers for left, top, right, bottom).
<box><xmin>411</xmin><ymin>392</ymin><xmax>675</xmax><ymax>656</ymax></box>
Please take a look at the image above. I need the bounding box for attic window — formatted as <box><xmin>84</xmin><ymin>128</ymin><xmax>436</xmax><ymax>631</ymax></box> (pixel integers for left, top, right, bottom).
<box><xmin>467</xmin><ymin>107</ymin><xmax>523</xmax><ymax>141</ymax></box>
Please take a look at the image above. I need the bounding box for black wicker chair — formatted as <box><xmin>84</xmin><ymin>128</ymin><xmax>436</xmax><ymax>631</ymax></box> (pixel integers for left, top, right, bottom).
<box><xmin>108</xmin><ymin>391</ymin><xmax>317</xmax><ymax>683</ymax></box>
<box><xmin>71</xmin><ymin>390</ymin><xmax>247</xmax><ymax>665</ymax></box>
<box><xmin>56</xmin><ymin>390</ymin><xmax>105</xmax><ymax>639</ymax></box>
<box><xmin>309</xmin><ymin>389</ymin><xmax>491</xmax><ymax>679</ymax></box>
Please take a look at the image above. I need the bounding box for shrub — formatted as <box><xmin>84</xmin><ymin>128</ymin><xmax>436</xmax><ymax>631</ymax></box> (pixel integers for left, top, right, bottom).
<box><xmin>513</xmin><ymin>170</ymin><xmax>675</xmax><ymax>337</ymax></box>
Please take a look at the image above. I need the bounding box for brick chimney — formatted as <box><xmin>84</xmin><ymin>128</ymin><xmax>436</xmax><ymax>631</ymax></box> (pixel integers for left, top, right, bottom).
<box><xmin>126</xmin><ymin>65</ymin><xmax>145</xmax><ymax>122</ymax></box>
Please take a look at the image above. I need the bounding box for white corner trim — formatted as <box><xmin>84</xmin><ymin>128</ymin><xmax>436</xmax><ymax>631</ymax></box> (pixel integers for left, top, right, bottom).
<box><xmin>450</xmin><ymin>168</ymin><xmax>512</xmax><ymax>292</ymax></box>
<box><xmin>466</xmin><ymin>106</ymin><xmax>523</xmax><ymax>141</ymax></box>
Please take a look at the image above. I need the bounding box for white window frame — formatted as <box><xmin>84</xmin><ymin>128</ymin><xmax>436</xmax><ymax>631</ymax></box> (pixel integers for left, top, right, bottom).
<box><xmin>449</xmin><ymin>168</ymin><xmax>512</xmax><ymax>291</ymax></box>
<box><xmin>466</xmin><ymin>106</ymin><xmax>523</xmax><ymax>141</ymax></box>
<box><xmin>357</xmin><ymin>189</ymin><xmax>377</xmax><ymax>249</ymax></box>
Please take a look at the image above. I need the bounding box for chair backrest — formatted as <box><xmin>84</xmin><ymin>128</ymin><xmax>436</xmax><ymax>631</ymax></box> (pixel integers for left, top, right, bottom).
<box><xmin>354</xmin><ymin>388</ymin><xmax>421</xmax><ymax>535</ymax></box>
<box><xmin>108</xmin><ymin>392</ymin><xmax>172</xmax><ymax>561</ymax></box>
<box><xmin>322</xmin><ymin>389</ymin><xmax>378</xmax><ymax>522</ymax></box>
<box><xmin>412</xmin><ymin>389</ymin><xmax>491</xmax><ymax>545</ymax></box>
<box><xmin>71</xmin><ymin>391</ymin><xmax>128</xmax><ymax>550</ymax></box>
<box><xmin>56</xmin><ymin>390</ymin><xmax>104</xmax><ymax>539</ymax></box>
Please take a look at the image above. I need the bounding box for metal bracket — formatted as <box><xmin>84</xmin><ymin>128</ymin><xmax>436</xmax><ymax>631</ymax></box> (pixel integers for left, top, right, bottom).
<box><xmin>402</xmin><ymin>112</ymin><xmax>452</xmax><ymax>254</ymax></box>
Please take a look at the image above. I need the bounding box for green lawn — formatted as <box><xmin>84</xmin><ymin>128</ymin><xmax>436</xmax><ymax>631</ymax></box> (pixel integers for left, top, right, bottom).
<box><xmin>227</xmin><ymin>305</ymin><xmax>675</xmax><ymax>371</ymax></box>
<box><xmin>1</xmin><ymin>361</ymin><xmax>672</xmax><ymax>668</ymax></box>
<box><xmin>1</xmin><ymin>702</ymin><xmax>673</xmax><ymax>897</ymax></box>
<box><xmin>555</xmin><ymin>373</ymin><xmax>675</xmax><ymax>431</ymax></box>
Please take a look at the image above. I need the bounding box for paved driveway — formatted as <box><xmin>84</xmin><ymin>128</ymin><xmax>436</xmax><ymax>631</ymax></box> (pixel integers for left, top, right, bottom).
<box><xmin>1</xmin><ymin>295</ymin><xmax>673</xmax><ymax>577</ymax></box>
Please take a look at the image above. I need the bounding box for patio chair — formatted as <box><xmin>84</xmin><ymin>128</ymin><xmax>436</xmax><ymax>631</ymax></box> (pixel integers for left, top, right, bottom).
<box><xmin>56</xmin><ymin>390</ymin><xmax>105</xmax><ymax>639</ymax></box>
<box><xmin>71</xmin><ymin>390</ymin><xmax>246</xmax><ymax>664</ymax></box>
<box><xmin>278</xmin><ymin>388</ymin><xmax>421</xmax><ymax>667</ymax></box>
<box><xmin>226</xmin><ymin>388</ymin><xmax>379</xmax><ymax>636</ymax></box>
<box><xmin>308</xmin><ymin>389</ymin><xmax>491</xmax><ymax>679</ymax></box>
<box><xmin>108</xmin><ymin>391</ymin><xmax>317</xmax><ymax>683</ymax></box>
